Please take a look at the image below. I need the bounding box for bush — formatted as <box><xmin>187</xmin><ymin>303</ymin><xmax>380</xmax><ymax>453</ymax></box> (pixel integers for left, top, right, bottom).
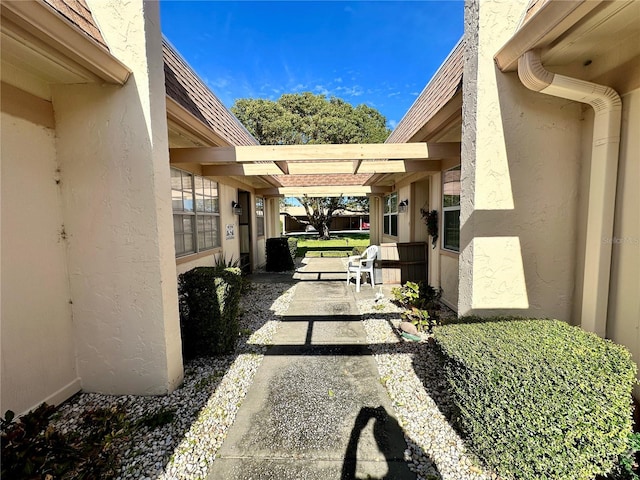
<box><xmin>178</xmin><ymin>266</ymin><xmax>242</xmax><ymax>358</ymax></box>
<box><xmin>433</xmin><ymin>318</ymin><xmax>637</xmax><ymax>480</ymax></box>
<box><xmin>266</xmin><ymin>237</ymin><xmax>294</xmax><ymax>271</ymax></box>
<box><xmin>287</xmin><ymin>237</ymin><xmax>298</xmax><ymax>260</ymax></box>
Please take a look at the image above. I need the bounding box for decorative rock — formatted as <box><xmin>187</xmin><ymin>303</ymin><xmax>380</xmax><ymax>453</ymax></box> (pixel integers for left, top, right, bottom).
<box><xmin>400</xmin><ymin>321</ymin><xmax>419</xmax><ymax>335</ymax></box>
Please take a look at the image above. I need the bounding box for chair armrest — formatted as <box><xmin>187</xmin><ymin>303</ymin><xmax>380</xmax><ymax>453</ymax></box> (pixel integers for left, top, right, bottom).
<box><xmin>347</xmin><ymin>255</ymin><xmax>361</xmax><ymax>263</ymax></box>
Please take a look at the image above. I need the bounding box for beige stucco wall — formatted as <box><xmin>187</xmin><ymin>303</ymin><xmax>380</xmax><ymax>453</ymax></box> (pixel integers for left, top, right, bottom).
<box><xmin>1</xmin><ymin>111</ymin><xmax>81</xmax><ymax>415</ymax></box>
<box><xmin>51</xmin><ymin>1</ymin><xmax>183</xmax><ymax>395</ymax></box>
<box><xmin>607</xmin><ymin>88</ymin><xmax>640</xmax><ymax>393</ymax></box>
<box><xmin>459</xmin><ymin>0</ymin><xmax>582</xmax><ymax>320</ymax></box>
<box><xmin>440</xmin><ymin>254</ymin><xmax>459</xmax><ymax>311</ymax></box>
<box><xmin>412</xmin><ymin>178</ymin><xmax>430</xmax><ymax>243</ymax></box>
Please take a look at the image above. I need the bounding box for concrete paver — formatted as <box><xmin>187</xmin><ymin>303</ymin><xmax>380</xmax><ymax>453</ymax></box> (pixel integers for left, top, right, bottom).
<box><xmin>207</xmin><ymin>258</ymin><xmax>413</xmax><ymax>480</ymax></box>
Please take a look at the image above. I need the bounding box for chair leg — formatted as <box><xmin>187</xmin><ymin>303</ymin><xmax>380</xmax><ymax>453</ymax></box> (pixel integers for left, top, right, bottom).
<box><xmin>356</xmin><ymin>272</ymin><xmax>361</xmax><ymax>292</ymax></box>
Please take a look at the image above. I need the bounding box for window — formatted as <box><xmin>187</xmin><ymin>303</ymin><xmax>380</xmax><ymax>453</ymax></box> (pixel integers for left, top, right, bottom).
<box><xmin>383</xmin><ymin>192</ymin><xmax>398</xmax><ymax>236</ymax></box>
<box><xmin>171</xmin><ymin>167</ymin><xmax>220</xmax><ymax>257</ymax></box>
<box><xmin>255</xmin><ymin>197</ymin><xmax>265</xmax><ymax>237</ymax></box>
<box><xmin>442</xmin><ymin>165</ymin><xmax>461</xmax><ymax>252</ymax></box>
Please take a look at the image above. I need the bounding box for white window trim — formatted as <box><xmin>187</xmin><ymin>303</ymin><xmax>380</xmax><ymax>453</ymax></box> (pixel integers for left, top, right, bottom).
<box><xmin>442</xmin><ymin>165</ymin><xmax>461</xmax><ymax>253</ymax></box>
<box><xmin>171</xmin><ymin>167</ymin><xmax>221</xmax><ymax>257</ymax></box>
<box><xmin>383</xmin><ymin>192</ymin><xmax>398</xmax><ymax>237</ymax></box>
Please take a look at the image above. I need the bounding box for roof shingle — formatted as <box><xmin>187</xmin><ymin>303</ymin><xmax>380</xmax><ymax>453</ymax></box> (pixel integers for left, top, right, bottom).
<box><xmin>43</xmin><ymin>0</ymin><xmax>107</xmax><ymax>49</ymax></box>
<box><xmin>163</xmin><ymin>40</ymin><xmax>258</xmax><ymax>147</ymax></box>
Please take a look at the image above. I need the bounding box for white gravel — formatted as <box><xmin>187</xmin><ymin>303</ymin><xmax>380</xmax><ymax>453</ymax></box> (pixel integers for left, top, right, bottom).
<box><xmin>357</xmin><ymin>296</ymin><xmax>492</xmax><ymax>480</ymax></box>
<box><xmin>51</xmin><ymin>282</ymin><xmax>295</xmax><ymax>480</ymax></box>
<box><xmin>49</xmin><ymin>280</ymin><xmax>492</xmax><ymax>480</ymax></box>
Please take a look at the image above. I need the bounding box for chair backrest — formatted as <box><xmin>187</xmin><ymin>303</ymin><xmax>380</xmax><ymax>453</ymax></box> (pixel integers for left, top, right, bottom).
<box><xmin>361</xmin><ymin>245</ymin><xmax>378</xmax><ymax>266</ymax></box>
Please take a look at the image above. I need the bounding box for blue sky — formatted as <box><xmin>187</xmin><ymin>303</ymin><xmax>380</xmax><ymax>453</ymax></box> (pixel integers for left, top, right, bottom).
<box><xmin>160</xmin><ymin>1</ymin><xmax>464</xmax><ymax>130</ymax></box>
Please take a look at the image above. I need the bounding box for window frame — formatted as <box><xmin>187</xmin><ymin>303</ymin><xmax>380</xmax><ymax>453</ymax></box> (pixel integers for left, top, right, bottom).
<box><xmin>171</xmin><ymin>167</ymin><xmax>220</xmax><ymax>258</ymax></box>
<box><xmin>255</xmin><ymin>196</ymin><xmax>265</xmax><ymax>238</ymax></box>
<box><xmin>442</xmin><ymin>165</ymin><xmax>461</xmax><ymax>253</ymax></box>
<box><xmin>383</xmin><ymin>192</ymin><xmax>398</xmax><ymax>237</ymax></box>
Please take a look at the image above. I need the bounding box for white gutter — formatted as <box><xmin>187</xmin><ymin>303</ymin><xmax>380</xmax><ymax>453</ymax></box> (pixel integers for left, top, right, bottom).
<box><xmin>518</xmin><ymin>50</ymin><xmax>622</xmax><ymax>338</ymax></box>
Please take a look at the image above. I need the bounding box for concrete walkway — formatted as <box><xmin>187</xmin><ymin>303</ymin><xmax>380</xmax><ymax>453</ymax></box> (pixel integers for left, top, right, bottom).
<box><xmin>207</xmin><ymin>258</ymin><xmax>414</xmax><ymax>480</ymax></box>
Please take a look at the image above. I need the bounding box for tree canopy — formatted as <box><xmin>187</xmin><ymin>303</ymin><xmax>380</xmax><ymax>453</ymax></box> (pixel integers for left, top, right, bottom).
<box><xmin>232</xmin><ymin>92</ymin><xmax>385</xmax><ymax>238</ymax></box>
<box><xmin>231</xmin><ymin>92</ymin><xmax>390</xmax><ymax>145</ymax></box>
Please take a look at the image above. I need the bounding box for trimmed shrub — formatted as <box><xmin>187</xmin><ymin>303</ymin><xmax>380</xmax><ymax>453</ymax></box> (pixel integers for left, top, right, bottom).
<box><xmin>178</xmin><ymin>266</ymin><xmax>242</xmax><ymax>358</ymax></box>
<box><xmin>266</xmin><ymin>237</ymin><xmax>294</xmax><ymax>271</ymax></box>
<box><xmin>433</xmin><ymin>318</ymin><xmax>637</xmax><ymax>480</ymax></box>
<box><xmin>287</xmin><ymin>237</ymin><xmax>298</xmax><ymax>260</ymax></box>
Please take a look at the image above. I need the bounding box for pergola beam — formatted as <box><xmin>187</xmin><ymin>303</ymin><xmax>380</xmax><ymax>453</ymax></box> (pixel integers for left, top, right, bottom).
<box><xmin>169</xmin><ymin>142</ymin><xmax>460</xmax><ymax>164</ymax></box>
<box><xmin>256</xmin><ymin>185</ymin><xmax>392</xmax><ymax>197</ymax></box>
<box><xmin>200</xmin><ymin>159</ymin><xmax>444</xmax><ymax>177</ymax></box>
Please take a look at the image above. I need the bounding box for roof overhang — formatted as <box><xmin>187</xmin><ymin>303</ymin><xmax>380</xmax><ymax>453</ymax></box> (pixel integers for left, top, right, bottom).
<box><xmin>1</xmin><ymin>0</ymin><xmax>131</xmax><ymax>89</ymax></box>
<box><xmin>494</xmin><ymin>0</ymin><xmax>604</xmax><ymax>71</ymax></box>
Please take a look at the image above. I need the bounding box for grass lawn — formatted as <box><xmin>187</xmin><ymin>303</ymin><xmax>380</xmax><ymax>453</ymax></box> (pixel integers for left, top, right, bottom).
<box><xmin>291</xmin><ymin>233</ymin><xmax>370</xmax><ymax>257</ymax></box>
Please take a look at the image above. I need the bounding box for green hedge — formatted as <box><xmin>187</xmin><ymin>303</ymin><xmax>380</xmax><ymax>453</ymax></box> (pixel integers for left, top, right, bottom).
<box><xmin>287</xmin><ymin>237</ymin><xmax>298</xmax><ymax>260</ymax></box>
<box><xmin>433</xmin><ymin>318</ymin><xmax>637</xmax><ymax>480</ymax></box>
<box><xmin>266</xmin><ymin>237</ymin><xmax>294</xmax><ymax>271</ymax></box>
<box><xmin>178</xmin><ymin>266</ymin><xmax>242</xmax><ymax>358</ymax></box>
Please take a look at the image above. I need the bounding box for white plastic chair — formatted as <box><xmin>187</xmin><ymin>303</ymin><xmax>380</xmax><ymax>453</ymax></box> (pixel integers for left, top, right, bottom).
<box><xmin>346</xmin><ymin>245</ymin><xmax>378</xmax><ymax>292</ymax></box>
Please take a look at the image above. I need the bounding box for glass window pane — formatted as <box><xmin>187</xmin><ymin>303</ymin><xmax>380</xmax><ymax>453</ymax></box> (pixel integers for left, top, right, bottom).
<box><xmin>195</xmin><ymin>194</ymin><xmax>205</xmax><ymax>212</ymax></box>
<box><xmin>194</xmin><ymin>176</ymin><xmax>204</xmax><ymax>196</ymax></box>
<box><xmin>184</xmin><ymin>234</ymin><xmax>194</xmax><ymax>253</ymax></box>
<box><xmin>390</xmin><ymin>193</ymin><xmax>398</xmax><ymax>213</ymax></box>
<box><xmin>213</xmin><ymin>217</ymin><xmax>220</xmax><ymax>247</ymax></box>
<box><xmin>183</xmin><ymin>192</ymin><xmax>193</xmax><ymax>212</ymax></box>
<box><xmin>172</xmin><ymin>191</ymin><xmax>183</xmax><ymax>211</ymax></box>
<box><xmin>212</xmin><ymin>198</ymin><xmax>219</xmax><ymax>213</ymax></box>
<box><xmin>173</xmin><ymin>215</ymin><xmax>183</xmax><ymax>233</ymax></box>
<box><xmin>391</xmin><ymin>214</ymin><xmax>398</xmax><ymax>236</ymax></box>
<box><xmin>174</xmin><ymin>234</ymin><xmax>184</xmax><ymax>255</ymax></box>
<box><xmin>171</xmin><ymin>169</ymin><xmax>182</xmax><ymax>190</ymax></box>
<box><xmin>443</xmin><ymin>210</ymin><xmax>460</xmax><ymax>251</ymax></box>
<box><xmin>183</xmin><ymin>216</ymin><xmax>193</xmax><ymax>233</ymax></box>
<box><xmin>443</xmin><ymin>166</ymin><xmax>461</xmax><ymax>207</ymax></box>
<box><xmin>205</xmin><ymin>198</ymin><xmax>214</xmax><ymax>213</ymax></box>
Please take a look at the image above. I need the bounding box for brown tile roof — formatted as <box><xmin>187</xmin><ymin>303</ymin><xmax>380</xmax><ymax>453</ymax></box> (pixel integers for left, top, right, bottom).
<box><xmin>386</xmin><ymin>38</ymin><xmax>464</xmax><ymax>144</ymax></box>
<box><xmin>274</xmin><ymin>174</ymin><xmax>372</xmax><ymax>187</ymax></box>
<box><xmin>43</xmin><ymin>0</ymin><xmax>107</xmax><ymax>49</ymax></box>
<box><xmin>163</xmin><ymin>40</ymin><xmax>258</xmax><ymax>147</ymax></box>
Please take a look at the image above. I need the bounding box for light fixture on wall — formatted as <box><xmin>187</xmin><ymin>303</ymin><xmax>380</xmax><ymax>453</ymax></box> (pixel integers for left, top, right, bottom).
<box><xmin>232</xmin><ymin>201</ymin><xmax>242</xmax><ymax>216</ymax></box>
<box><xmin>398</xmin><ymin>199</ymin><xmax>409</xmax><ymax>213</ymax></box>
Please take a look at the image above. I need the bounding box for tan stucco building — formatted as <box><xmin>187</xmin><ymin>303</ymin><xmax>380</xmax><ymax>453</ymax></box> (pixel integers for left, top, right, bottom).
<box><xmin>2</xmin><ymin>0</ymin><xmax>638</xmax><ymax>415</ymax></box>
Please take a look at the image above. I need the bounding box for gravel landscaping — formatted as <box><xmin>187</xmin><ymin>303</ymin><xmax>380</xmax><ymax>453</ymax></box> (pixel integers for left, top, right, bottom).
<box><xmin>50</xmin><ymin>282</ymin><xmax>295</xmax><ymax>480</ymax></box>
<box><xmin>357</xmin><ymin>295</ymin><xmax>493</xmax><ymax>480</ymax></box>
<box><xmin>15</xmin><ymin>278</ymin><xmax>493</xmax><ymax>480</ymax></box>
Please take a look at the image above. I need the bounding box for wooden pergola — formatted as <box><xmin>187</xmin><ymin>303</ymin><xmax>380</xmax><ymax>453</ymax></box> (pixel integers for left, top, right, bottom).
<box><xmin>169</xmin><ymin>142</ymin><xmax>461</xmax><ymax>196</ymax></box>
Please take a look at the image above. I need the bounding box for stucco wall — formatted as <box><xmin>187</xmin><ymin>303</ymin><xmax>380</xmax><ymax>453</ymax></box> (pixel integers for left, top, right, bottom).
<box><xmin>459</xmin><ymin>0</ymin><xmax>582</xmax><ymax>320</ymax></box>
<box><xmin>607</xmin><ymin>88</ymin><xmax>640</xmax><ymax>393</ymax></box>
<box><xmin>440</xmin><ymin>253</ymin><xmax>459</xmax><ymax>311</ymax></box>
<box><xmin>51</xmin><ymin>1</ymin><xmax>183</xmax><ymax>395</ymax></box>
<box><xmin>396</xmin><ymin>184</ymin><xmax>412</xmax><ymax>243</ymax></box>
<box><xmin>1</xmin><ymin>111</ymin><xmax>80</xmax><ymax>414</ymax></box>
<box><xmin>413</xmin><ymin>178</ymin><xmax>430</xmax><ymax>243</ymax></box>
<box><xmin>175</xmin><ymin>251</ymin><xmax>219</xmax><ymax>276</ymax></box>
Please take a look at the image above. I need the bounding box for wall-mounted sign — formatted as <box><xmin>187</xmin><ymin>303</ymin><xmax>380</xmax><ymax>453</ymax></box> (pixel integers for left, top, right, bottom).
<box><xmin>226</xmin><ymin>224</ymin><xmax>235</xmax><ymax>240</ymax></box>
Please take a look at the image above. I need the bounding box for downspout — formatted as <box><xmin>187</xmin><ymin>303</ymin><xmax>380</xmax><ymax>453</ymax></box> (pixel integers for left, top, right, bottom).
<box><xmin>518</xmin><ymin>50</ymin><xmax>622</xmax><ymax>338</ymax></box>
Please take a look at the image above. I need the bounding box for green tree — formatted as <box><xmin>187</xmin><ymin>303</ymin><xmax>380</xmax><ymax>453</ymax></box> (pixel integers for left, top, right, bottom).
<box><xmin>232</xmin><ymin>92</ymin><xmax>387</xmax><ymax>238</ymax></box>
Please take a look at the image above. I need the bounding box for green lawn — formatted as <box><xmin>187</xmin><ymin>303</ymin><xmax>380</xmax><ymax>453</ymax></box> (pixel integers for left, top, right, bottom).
<box><xmin>290</xmin><ymin>234</ymin><xmax>370</xmax><ymax>257</ymax></box>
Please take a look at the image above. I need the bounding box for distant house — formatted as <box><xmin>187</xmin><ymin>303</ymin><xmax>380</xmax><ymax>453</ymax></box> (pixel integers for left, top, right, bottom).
<box><xmin>2</xmin><ymin>0</ymin><xmax>638</xmax><ymax>416</ymax></box>
<box><xmin>281</xmin><ymin>205</ymin><xmax>369</xmax><ymax>235</ymax></box>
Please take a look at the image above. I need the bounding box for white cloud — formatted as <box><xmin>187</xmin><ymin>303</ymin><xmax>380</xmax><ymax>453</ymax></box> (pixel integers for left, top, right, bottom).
<box><xmin>314</xmin><ymin>85</ymin><xmax>330</xmax><ymax>96</ymax></box>
<box><xmin>334</xmin><ymin>77</ymin><xmax>343</xmax><ymax>83</ymax></box>
<box><xmin>388</xmin><ymin>119</ymin><xmax>398</xmax><ymax>129</ymax></box>
<box><xmin>388</xmin><ymin>91</ymin><xmax>401</xmax><ymax>98</ymax></box>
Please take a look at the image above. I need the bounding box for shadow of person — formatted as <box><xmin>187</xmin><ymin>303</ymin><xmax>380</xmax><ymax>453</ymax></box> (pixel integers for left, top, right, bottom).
<box><xmin>341</xmin><ymin>406</ymin><xmax>432</xmax><ymax>480</ymax></box>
